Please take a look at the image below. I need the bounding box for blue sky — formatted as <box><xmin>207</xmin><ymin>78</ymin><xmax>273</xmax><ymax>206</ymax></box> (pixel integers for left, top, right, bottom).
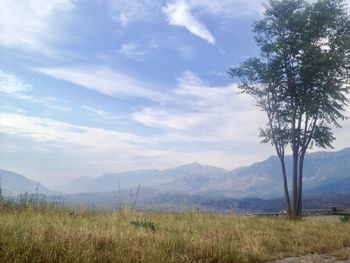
<box><xmin>1</xmin><ymin>0</ymin><xmax>349</xmax><ymax>188</ymax></box>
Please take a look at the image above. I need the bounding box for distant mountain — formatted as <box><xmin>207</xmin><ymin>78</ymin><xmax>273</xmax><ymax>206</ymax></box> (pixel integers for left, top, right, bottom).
<box><xmin>59</xmin><ymin>163</ymin><xmax>228</xmax><ymax>194</ymax></box>
<box><xmin>61</xmin><ymin>148</ymin><xmax>350</xmax><ymax>198</ymax></box>
<box><xmin>1</xmin><ymin>148</ymin><xmax>349</xmax><ymax>211</ymax></box>
<box><xmin>0</xmin><ymin>169</ymin><xmax>51</xmax><ymax>196</ymax></box>
<box><xmin>60</xmin><ymin>176</ymin><xmax>94</xmax><ymax>193</ymax></box>
<box><xmin>206</xmin><ymin>147</ymin><xmax>350</xmax><ymax>197</ymax></box>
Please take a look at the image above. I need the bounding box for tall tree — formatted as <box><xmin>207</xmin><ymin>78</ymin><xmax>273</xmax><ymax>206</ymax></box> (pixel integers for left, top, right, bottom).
<box><xmin>229</xmin><ymin>0</ymin><xmax>350</xmax><ymax>217</ymax></box>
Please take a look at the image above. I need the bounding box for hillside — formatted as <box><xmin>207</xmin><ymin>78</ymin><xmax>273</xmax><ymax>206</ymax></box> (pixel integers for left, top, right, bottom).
<box><xmin>0</xmin><ymin>169</ymin><xmax>51</xmax><ymax>196</ymax></box>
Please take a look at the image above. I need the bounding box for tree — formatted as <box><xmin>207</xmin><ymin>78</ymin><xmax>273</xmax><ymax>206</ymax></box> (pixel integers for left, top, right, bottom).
<box><xmin>229</xmin><ymin>0</ymin><xmax>350</xmax><ymax>218</ymax></box>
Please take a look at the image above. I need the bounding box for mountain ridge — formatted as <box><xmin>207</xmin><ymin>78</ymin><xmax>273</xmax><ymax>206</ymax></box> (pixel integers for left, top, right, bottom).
<box><xmin>1</xmin><ymin>148</ymin><xmax>349</xmax><ymax>199</ymax></box>
<box><xmin>59</xmin><ymin>148</ymin><xmax>350</xmax><ymax>197</ymax></box>
<box><xmin>0</xmin><ymin>169</ymin><xmax>51</xmax><ymax>196</ymax></box>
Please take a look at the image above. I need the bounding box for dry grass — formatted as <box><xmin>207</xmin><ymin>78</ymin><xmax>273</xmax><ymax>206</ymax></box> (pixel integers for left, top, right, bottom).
<box><xmin>331</xmin><ymin>247</ymin><xmax>350</xmax><ymax>260</ymax></box>
<box><xmin>0</xmin><ymin>201</ymin><xmax>350</xmax><ymax>263</ymax></box>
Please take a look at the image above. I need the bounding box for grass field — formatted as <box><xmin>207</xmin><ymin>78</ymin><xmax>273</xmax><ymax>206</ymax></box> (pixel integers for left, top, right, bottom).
<box><xmin>0</xmin><ymin>201</ymin><xmax>349</xmax><ymax>263</ymax></box>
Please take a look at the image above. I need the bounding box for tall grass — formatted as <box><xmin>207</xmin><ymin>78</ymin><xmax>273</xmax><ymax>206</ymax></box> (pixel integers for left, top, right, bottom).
<box><xmin>0</xmin><ymin>200</ymin><xmax>349</xmax><ymax>263</ymax></box>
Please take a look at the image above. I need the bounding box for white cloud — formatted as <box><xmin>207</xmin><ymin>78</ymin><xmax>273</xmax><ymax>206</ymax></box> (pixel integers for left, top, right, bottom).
<box><xmin>119</xmin><ymin>41</ymin><xmax>159</xmax><ymax>61</ymax></box>
<box><xmin>0</xmin><ymin>70</ymin><xmax>70</xmax><ymax>112</ymax></box>
<box><xmin>0</xmin><ymin>0</ymin><xmax>74</xmax><ymax>54</ymax></box>
<box><xmin>163</xmin><ymin>0</ymin><xmax>215</xmax><ymax>44</ymax></box>
<box><xmin>81</xmin><ymin>105</ymin><xmax>126</xmax><ymax>121</ymax></box>
<box><xmin>133</xmin><ymin>108</ymin><xmax>204</xmax><ymax>130</ymax></box>
<box><xmin>33</xmin><ymin>66</ymin><xmax>167</xmax><ymax>102</ymax></box>
<box><xmin>0</xmin><ymin>112</ymin><xmax>147</xmax><ymax>148</ymax></box>
<box><xmin>133</xmin><ymin>70</ymin><xmax>266</xmax><ymax>143</ymax></box>
<box><xmin>119</xmin><ymin>43</ymin><xmax>148</xmax><ymax>58</ymax></box>
<box><xmin>0</xmin><ymin>70</ymin><xmax>32</xmax><ymax>94</ymax></box>
<box><xmin>108</xmin><ymin>0</ymin><xmax>162</xmax><ymax>26</ymax></box>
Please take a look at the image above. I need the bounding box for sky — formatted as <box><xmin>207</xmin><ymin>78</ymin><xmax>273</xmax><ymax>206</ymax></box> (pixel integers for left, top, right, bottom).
<box><xmin>0</xmin><ymin>0</ymin><xmax>349</xmax><ymax>188</ymax></box>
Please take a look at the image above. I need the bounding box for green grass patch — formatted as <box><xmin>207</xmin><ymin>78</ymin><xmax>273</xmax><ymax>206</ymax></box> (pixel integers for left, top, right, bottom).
<box><xmin>130</xmin><ymin>219</ymin><xmax>156</xmax><ymax>232</ymax></box>
<box><xmin>340</xmin><ymin>215</ymin><xmax>350</xmax><ymax>223</ymax></box>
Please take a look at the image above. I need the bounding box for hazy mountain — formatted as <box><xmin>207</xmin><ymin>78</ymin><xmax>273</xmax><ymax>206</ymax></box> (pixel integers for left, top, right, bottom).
<box><xmin>202</xmin><ymin>147</ymin><xmax>350</xmax><ymax>197</ymax></box>
<box><xmin>61</xmin><ymin>148</ymin><xmax>350</xmax><ymax>198</ymax></box>
<box><xmin>60</xmin><ymin>176</ymin><xmax>94</xmax><ymax>193</ymax></box>
<box><xmin>59</xmin><ymin>163</ymin><xmax>228</xmax><ymax>194</ymax></box>
<box><xmin>0</xmin><ymin>169</ymin><xmax>51</xmax><ymax>196</ymax></box>
<box><xmin>1</xmin><ymin>148</ymin><xmax>349</xmax><ymax>211</ymax></box>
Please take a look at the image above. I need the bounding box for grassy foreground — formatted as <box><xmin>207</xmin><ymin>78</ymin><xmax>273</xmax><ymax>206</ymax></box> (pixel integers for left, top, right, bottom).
<box><xmin>0</xmin><ymin>202</ymin><xmax>349</xmax><ymax>263</ymax></box>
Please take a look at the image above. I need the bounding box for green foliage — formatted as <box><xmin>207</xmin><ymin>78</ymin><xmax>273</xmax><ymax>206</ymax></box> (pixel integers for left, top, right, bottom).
<box><xmin>130</xmin><ymin>219</ymin><xmax>156</xmax><ymax>232</ymax></box>
<box><xmin>230</xmin><ymin>0</ymin><xmax>350</xmax><ymax>151</ymax></box>
<box><xmin>340</xmin><ymin>215</ymin><xmax>350</xmax><ymax>223</ymax></box>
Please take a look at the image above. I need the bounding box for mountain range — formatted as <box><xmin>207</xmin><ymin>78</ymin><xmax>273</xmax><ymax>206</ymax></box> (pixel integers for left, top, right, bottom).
<box><xmin>58</xmin><ymin>148</ymin><xmax>350</xmax><ymax>198</ymax></box>
<box><xmin>1</xmin><ymin>148</ymin><xmax>349</xmax><ymax>201</ymax></box>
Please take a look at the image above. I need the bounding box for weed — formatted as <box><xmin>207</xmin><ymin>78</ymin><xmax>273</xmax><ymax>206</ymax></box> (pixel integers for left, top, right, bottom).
<box><xmin>130</xmin><ymin>219</ymin><xmax>156</xmax><ymax>232</ymax></box>
<box><xmin>340</xmin><ymin>215</ymin><xmax>350</xmax><ymax>223</ymax></box>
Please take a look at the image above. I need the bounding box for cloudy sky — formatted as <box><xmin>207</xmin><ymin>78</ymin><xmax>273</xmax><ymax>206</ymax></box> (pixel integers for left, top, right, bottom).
<box><xmin>1</xmin><ymin>0</ymin><xmax>349</xmax><ymax>188</ymax></box>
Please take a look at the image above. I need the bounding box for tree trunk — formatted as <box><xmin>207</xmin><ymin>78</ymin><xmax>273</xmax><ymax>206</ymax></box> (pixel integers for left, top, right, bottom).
<box><xmin>297</xmin><ymin>151</ymin><xmax>305</xmax><ymax>215</ymax></box>
<box><xmin>0</xmin><ymin>178</ymin><xmax>2</xmax><ymax>200</ymax></box>
<box><xmin>292</xmin><ymin>147</ymin><xmax>299</xmax><ymax>218</ymax></box>
<box><xmin>279</xmin><ymin>156</ymin><xmax>291</xmax><ymax>216</ymax></box>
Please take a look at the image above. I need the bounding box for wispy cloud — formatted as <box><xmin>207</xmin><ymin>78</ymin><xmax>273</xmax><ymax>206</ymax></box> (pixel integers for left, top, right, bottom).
<box><xmin>119</xmin><ymin>43</ymin><xmax>148</xmax><ymax>59</ymax></box>
<box><xmin>0</xmin><ymin>112</ymin><xmax>146</xmax><ymax>147</ymax></box>
<box><xmin>81</xmin><ymin>105</ymin><xmax>126</xmax><ymax>121</ymax></box>
<box><xmin>0</xmin><ymin>0</ymin><xmax>74</xmax><ymax>55</ymax></box>
<box><xmin>33</xmin><ymin>66</ymin><xmax>167</xmax><ymax>102</ymax></box>
<box><xmin>108</xmin><ymin>0</ymin><xmax>162</xmax><ymax>26</ymax></box>
<box><xmin>133</xmin><ymin>70</ymin><xmax>266</xmax><ymax>144</ymax></box>
<box><xmin>119</xmin><ymin>41</ymin><xmax>159</xmax><ymax>61</ymax></box>
<box><xmin>0</xmin><ymin>70</ymin><xmax>32</xmax><ymax>94</ymax></box>
<box><xmin>133</xmin><ymin>108</ymin><xmax>205</xmax><ymax>130</ymax></box>
<box><xmin>0</xmin><ymin>70</ymin><xmax>70</xmax><ymax>112</ymax></box>
<box><xmin>163</xmin><ymin>0</ymin><xmax>215</xmax><ymax>44</ymax></box>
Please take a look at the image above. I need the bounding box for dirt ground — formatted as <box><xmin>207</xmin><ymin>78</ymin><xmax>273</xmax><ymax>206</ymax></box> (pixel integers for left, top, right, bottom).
<box><xmin>267</xmin><ymin>247</ymin><xmax>350</xmax><ymax>262</ymax></box>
